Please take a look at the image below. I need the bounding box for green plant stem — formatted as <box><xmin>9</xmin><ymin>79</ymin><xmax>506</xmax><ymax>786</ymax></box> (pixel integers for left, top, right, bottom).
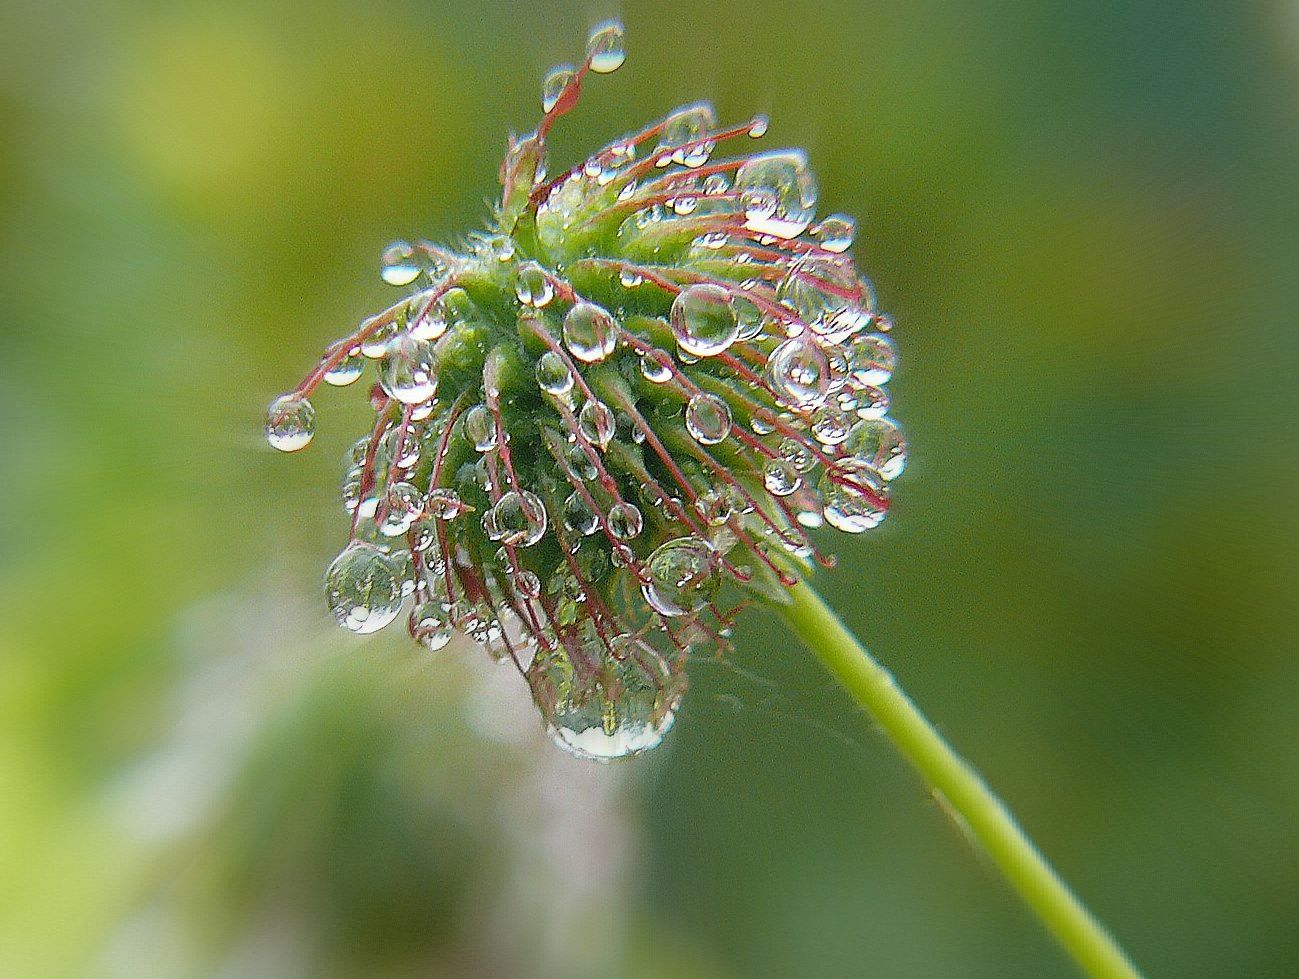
<box><xmin>777</xmin><ymin>577</ymin><xmax>1143</xmax><ymax>979</ymax></box>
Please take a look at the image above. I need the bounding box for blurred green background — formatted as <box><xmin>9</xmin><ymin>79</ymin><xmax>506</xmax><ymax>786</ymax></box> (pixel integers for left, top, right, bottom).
<box><xmin>2</xmin><ymin>0</ymin><xmax>1297</xmax><ymax>976</ymax></box>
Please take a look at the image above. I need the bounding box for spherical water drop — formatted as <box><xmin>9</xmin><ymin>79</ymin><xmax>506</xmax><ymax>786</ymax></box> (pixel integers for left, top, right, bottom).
<box><xmin>578</xmin><ymin>399</ymin><xmax>616</xmax><ymax>448</ymax></box>
<box><xmin>379</xmin><ymin>481</ymin><xmax>424</xmax><ymax>537</ymax></box>
<box><xmin>409</xmin><ymin>601</ymin><xmax>452</xmax><ymax>651</ymax></box>
<box><xmin>324</xmin><ymin>348</ymin><xmax>364</xmax><ymax>386</ymax></box>
<box><xmin>764</xmin><ymin>458</ymin><xmax>802</xmax><ymax>497</ymax></box>
<box><xmin>607</xmin><ymin>501</ymin><xmax>643</xmax><ymax>540</ymax></box>
<box><xmin>849</xmin><ymin>332</ymin><xmax>898</xmax><ymax>386</ymax></box>
<box><xmin>563</xmin><ymin>492</ymin><xmax>599</xmax><ymax>536</ymax></box>
<box><xmin>670</xmin><ymin>283</ymin><xmax>739</xmax><ymax>358</ymax></box>
<box><xmin>535</xmin><ymin>350</ymin><xmax>574</xmax><ymax>395</ymax></box>
<box><xmin>766</xmin><ymin>336</ymin><xmax>831</xmax><ymax>410</ymax></box>
<box><xmin>642</xmin><ymin>538</ymin><xmax>718</xmax><ymax>617</ymax></box>
<box><xmin>515</xmin><ymin>261</ymin><xmax>555</xmax><ymax>308</ymax></box>
<box><xmin>324</xmin><ymin>542</ymin><xmax>403</xmax><ymax>634</ymax></box>
<box><xmin>811</xmin><ymin>214</ymin><xmax>856</xmax><ymax>253</ymax></box>
<box><xmin>380</xmin><ymin>241</ymin><xmax>422</xmax><ymax>286</ymax></box>
<box><xmin>425</xmin><ymin>487</ymin><xmax>465</xmax><ymax>520</ymax></box>
<box><xmin>586</xmin><ymin>20</ymin><xmax>626</xmax><ymax>74</ymax></box>
<box><xmin>563</xmin><ymin>302</ymin><xmax>618</xmax><ymax>363</ymax></box>
<box><xmin>541</xmin><ymin>63</ymin><xmax>576</xmax><ymax>113</ymax></box>
<box><xmin>265</xmin><ymin>395</ymin><xmax>315</xmax><ymax>451</ymax></box>
<box><xmin>684</xmin><ymin>393</ymin><xmax>731</xmax><ymax>445</ymax></box>
<box><xmin>656</xmin><ymin>102</ymin><xmax>716</xmax><ymax>168</ymax></box>
<box><xmin>734</xmin><ymin>151</ymin><xmax>817</xmax><ymax>238</ymax></box>
<box><xmin>380</xmin><ymin>334</ymin><xmax>438</xmax><ymax>404</ymax></box>
<box><xmin>566</xmin><ymin>442</ymin><xmax>598</xmax><ymax>480</ymax></box>
<box><xmin>819</xmin><ymin>459</ymin><xmax>889</xmax><ymax>533</ymax></box>
<box><xmin>844</xmin><ymin>418</ymin><xmax>908</xmax><ymax>481</ymax></box>
<box><xmin>812</xmin><ymin>405</ymin><xmax>853</xmax><ymax>446</ymax></box>
<box><xmin>639</xmin><ymin>350</ymin><xmax>673</xmax><ymax>383</ymax></box>
<box><xmin>777</xmin><ymin>256</ymin><xmax>871</xmax><ymax>345</ymax></box>
<box><xmin>360</xmin><ymin>320</ymin><xmax>397</xmax><ymax>358</ymax></box>
<box><xmin>463</xmin><ymin>404</ymin><xmax>497</xmax><ymax>452</ymax></box>
<box><xmin>492</xmin><ymin>490</ymin><xmax>547</xmax><ymax>547</ymax></box>
<box><xmin>747</xmin><ymin>114</ymin><xmax>769</xmax><ymax>138</ymax></box>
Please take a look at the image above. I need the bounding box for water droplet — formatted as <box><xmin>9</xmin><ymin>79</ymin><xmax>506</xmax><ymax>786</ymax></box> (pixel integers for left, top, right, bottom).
<box><xmin>844</xmin><ymin>418</ymin><xmax>907</xmax><ymax>480</ymax></box>
<box><xmin>515</xmin><ymin>569</ymin><xmax>542</xmax><ymax>600</ymax></box>
<box><xmin>566</xmin><ymin>442</ymin><xmax>598</xmax><ymax>480</ymax></box>
<box><xmin>541</xmin><ymin>63</ymin><xmax>576</xmax><ymax>113</ymax></box>
<box><xmin>619</xmin><ymin>268</ymin><xmax>644</xmax><ymax>287</ymax></box>
<box><xmin>849</xmin><ymin>332</ymin><xmax>898</xmax><ymax>386</ymax></box>
<box><xmin>380</xmin><ymin>241</ymin><xmax>422</xmax><ymax>286</ymax></box>
<box><xmin>265</xmin><ymin>394</ymin><xmax>315</xmax><ymax>451</ymax></box>
<box><xmin>578</xmin><ymin>399</ymin><xmax>616</xmax><ymax>448</ymax></box>
<box><xmin>380</xmin><ymin>334</ymin><xmax>438</xmax><ymax>404</ymax></box>
<box><xmin>360</xmin><ymin>320</ymin><xmax>397</xmax><ymax>358</ymax></box>
<box><xmin>563</xmin><ymin>492</ymin><xmax>599</xmax><ymax>535</ymax></box>
<box><xmin>811</xmin><ymin>214</ymin><xmax>856</xmax><ymax>252</ymax></box>
<box><xmin>324</xmin><ymin>347</ymin><xmax>364</xmax><ymax>386</ymax></box>
<box><xmin>671</xmin><ymin>283</ymin><xmax>739</xmax><ymax>358</ymax></box>
<box><xmin>528</xmin><ymin>640</ymin><xmax>683</xmax><ymax>761</ymax></box>
<box><xmin>515</xmin><ymin>261</ymin><xmax>555</xmax><ymax>308</ymax></box>
<box><xmin>381</xmin><ymin>426</ymin><xmax>421</xmax><ymax>469</ymax></box>
<box><xmin>779</xmin><ymin>437</ymin><xmax>816</xmax><ymax>472</ymax></box>
<box><xmin>853</xmin><ymin>384</ymin><xmax>891</xmax><ymax>420</ymax></box>
<box><xmin>535</xmin><ymin>350</ymin><xmax>574</xmax><ymax>395</ymax></box>
<box><xmin>586</xmin><ymin>19</ymin><xmax>626</xmax><ymax>74</ymax></box>
<box><xmin>819</xmin><ymin>459</ymin><xmax>889</xmax><ymax>532</ymax></box>
<box><xmin>409</xmin><ymin>600</ymin><xmax>452</xmax><ymax>651</ymax></box>
<box><xmin>379</xmin><ymin>481</ymin><xmax>424</xmax><ymax>536</ymax></box>
<box><xmin>777</xmin><ymin>255</ymin><xmax>870</xmax><ymax>344</ymax></box>
<box><xmin>656</xmin><ymin>102</ymin><xmax>716</xmax><ymax>168</ymax></box>
<box><xmin>812</xmin><ymin>405</ymin><xmax>853</xmax><ymax>445</ymax></box>
<box><xmin>426</xmin><ymin>487</ymin><xmax>465</xmax><ymax>520</ymax></box>
<box><xmin>747</xmin><ymin>114</ymin><xmax>769</xmax><ymax>138</ymax></box>
<box><xmin>324</xmin><ymin>542</ymin><xmax>404</xmax><ymax>634</ymax></box>
<box><xmin>684</xmin><ymin>393</ymin><xmax>731</xmax><ymax>444</ymax></box>
<box><xmin>563</xmin><ymin>302</ymin><xmax>618</xmax><ymax>363</ymax></box>
<box><xmin>642</xmin><ymin>537</ymin><xmax>718</xmax><ymax>617</ymax></box>
<box><xmin>735</xmin><ymin>151</ymin><xmax>817</xmax><ymax>238</ymax></box>
<box><xmin>463</xmin><ymin>404</ymin><xmax>497</xmax><ymax>452</ymax></box>
<box><xmin>764</xmin><ymin>458</ymin><xmax>802</xmax><ymax>497</ymax></box>
<box><xmin>766</xmin><ymin>336</ymin><xmax>831</xmax><ymax>409</ymax></box>
<box><xmin>491</xmin><ymin>490</ymin><xmax>548</xmax><ymax>547</ymax></box>
<box><xmin>607</xmin><ymin>501</ymin><xmax>643</xmax><ymax>539</ymax></box>
<box><xmin>639</xmin><ymin>350</ymin><xmax>673</xmax><ymax>383</ymax></box>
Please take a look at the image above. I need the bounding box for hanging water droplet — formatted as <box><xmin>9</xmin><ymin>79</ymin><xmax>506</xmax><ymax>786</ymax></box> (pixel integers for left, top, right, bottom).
<box><xmin>426</xmin><ymin>487</ymin><xmax>465</xmax><ymax>520</ymax></box>
<box><xmin>566</xmin><ymin>442</ymin><xmax>598</xmax><ymax>480</ymax></box>
<box><xmin>747</xmin><ymin>114</ymin><xmax>769</xmax><ymax>138</ymax></box>
<box><xmin>586</xmin><ymin>19</ymin><xmax>626</xmax><ymax>73</ymax></box>
<box><xmin>515</xmin><ymin>569</ymin><xmax>542</xmax><ymax>600</ymax></box>
<box><xmin>380</xmin><ymin>334</ymin><xmax>438</xmax><ymax>404</ymax></box>
<box><xmin>639</xmin><ymin>350</ymin><xmax>673</xmax><ymax>383</ymax></box>
<box><xmin>463</xmin><ymin>404</ymin><xmax>497</xmax><ymax>452</ymax></box>
<box><xmin>684</xmin><ymin>393</ymin><xmax>731</xmax><ymax>444</ymax></box>
<box><xmin>853</xmin><ymin>384</ymin><xmax>891</xmax><ymax>420</ymax></box>
<box><xmin>735</xmin><ymin>150</ymin><xmax>817</xmax><ymax>238</ymax></box>
<box><xmin>779</xmin><ymin>437</ymin><xmax>815</xmax><ymax>472</ymax></box>
<box><xmin>541</xmin><ymin>63</ymin><xmax>576</xmax><ymax>113</ymax></box>
<box><xmin>607</xmin><ymin>501</ymin><xmax>643</xmax><ymax>539</ymax></box>
<box><xmin>516</xmin><ymin>261</ymin><xmax>555</xmax><ymax>308</ymax></box>
<box><xmin>671</xmin><ymin>283</ymin><xmax>739</xmax><ymax>358</ymax></box>
<box><xmin>844</xmin><ymin>418</ymin><xmax>908</xmax><ymax>481</ymax></box>
<box><xmin>819</xmin><ymin>458</ymin><xmax>889</xmax><ymax>532</ymax></box>
<box><xmin>360</xmin><ymin>320</ymin><xmax>397</xmax><ymax>358</ymax></box>
<box><xmin>324</xmin><ymin>542</ymin><xmax>404</xmax><ymax>634</ymax></box>
<box><xmin>563</xmin><ymin>492</ymin><xmax>599</xmax><ymax>535</ymax></box>
<box><xmin>535</xmin><ymin>350</ymin><xmax>574</xmax><ymax>396</ymax></box>
<box><xmin>619</xmin><ymin>268</ymin><xmax>644</xmax><ymax>287</ymax></box>
<box><xmin>324</xmin><ymin>347</ymin><xmax>364</xmax><ymax>386</ymax></box>
<box><xmin>578</xmin><ymin>399</ymin><xmax>616</xmax><ymax>448</ymax></box>
<box><xmin>492</xmin><ymin>490</ymin><xmax>548</xmax><ymax>546</ymax></box>
<box><xmin>409</xmin><ymin>600</ymin><xmax>452</xmax><ymax>651</ymax></box>
<box><xmin>380</xmin><ymin>241</ymin><xmax>422</xmax><ymax>286</ymax></box>
<box><xmin>656</xmin><ymin>102</ymin><xmax>717</xmax><ymax>168</ymax></box>
<box><xmin>810</xmin><ymin>214</ymin><xmax>856</xmax><ymax>252</ymax></box>
<box><xmin>563</xmin><ymin>302</ymin><xmax>618</xmax><ymax>363</ymax></box>
<box><xmin>849</xmin><ymin>332</ymin><xmax>898</xmax><ymax>386</ymax></box>
<box><xmin>812</xmin><ymin>405</ymin><xmax>853</xmax><ymax>446</ymax></box>
<box><xmin>766</xmin><ymin>336</ymin><xmax>831</xmax><ymax>410</ymax></box>
<box><xmin>764</xmin><ymin>458</ymin><xmax>802</xmax><ymax>497</ymax></box>
<box><xmin>642</xmin><ymin>537</ymin><xmax>718</xmax><ymax>617</ymax></box>
<box><xmin>777</xmin><ymin>255</ymin><xmax>871</xmax><ymax>345</ymax></box>
<box><xmin>379</xmin><ymin>481</ymin><xmax>425</xmax><ymax>537</ymax></box>
<box><xmin>265</xmin><ymin>394</ymin><xmax>316</xmax><ymax>451</ymax></box>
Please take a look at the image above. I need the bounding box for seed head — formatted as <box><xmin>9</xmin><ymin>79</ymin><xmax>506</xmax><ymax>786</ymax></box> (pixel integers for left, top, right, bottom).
<box><xmin>266</xmin><ymin>20</ymin><xmax>907</xmax><ymax>760</ymax></box>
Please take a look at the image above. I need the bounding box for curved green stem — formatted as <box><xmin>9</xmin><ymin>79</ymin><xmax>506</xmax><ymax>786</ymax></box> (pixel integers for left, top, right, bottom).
<box><xmin>777</xmin><ymin>577</ymin><xmax>1143</xmax><ymax>979</ymax></box>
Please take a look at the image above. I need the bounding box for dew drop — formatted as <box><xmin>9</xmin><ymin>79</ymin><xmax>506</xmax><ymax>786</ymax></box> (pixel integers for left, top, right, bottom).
<box><xmin>578</xmin><ymin>399</ymin><xmax>616</xmax><ymax>448</ymax></box>
<box><xmin>734</xmin><ymin>151</ymin><xmax>817</xmax><ymax>238</ymax></box>
<box><xmin>563</xmin><ymin>492</ymin><xmax>599</xmax><ymax>535</ymax></box>
<box><xmin>409</xmin><ymin>600</ymin><xmax>452</xmax><ymax>651</ymax></box>
<box><xmin>491</xmin><ymin>490</ymin><xmax>548</xmax><ymax>547</ymax></box>
<box><xmin>819</xmin><ymin>459</ymin><xmax>889</xmax><ymax>532</ymax></box>
<box><xmin>639</xmin><ymin>350</ymin><xmax>673</xmax><ymax>383</ymax></box>
<box><xmin>380</xmin><ymin>334</ymin><xmax>438</xmax><ymax>404</ymax></box>
<box><xmin>265</xmin><ymin>395</ymin><xmax>315</xmax><ymax>451</ymax></box>
<box><xmin>566</xmin><ymin>442</ymin><xmax>598</xmax><ymax>480</ymax></box>
<box><xmin>426</xmin><ymin>487</ymin><xmax>465</xmax><ymax>520</ymax></box>
<box><xmin>586</xmin><ymin>19</ymin><xmax>626</xmax><ymax>74</ymax></box>
<box><xmin>360</xmin><ymin>320</ymin><xmax>397</xmax><ymax>358</ymax></box>
<box><xmin>777</xmin><ymin>255</ymin><xmax>871</xmax><ymax>345</ymax></box>
<box><xmin>642</xmin><ymin>538</ymin><xmax>718</xmax><ymax>617</ymax></box>
<box><xmin>812</xmin><ymin>405</ymin><xmax>853</xmax><ymax>446</ymax></box>
<box><xmin>541</xmin><ymin>63</ymin><xmax>576</xmax><ymax>113</ymax></box>
<box><xmin>766</xmin><ymin>336</ymin><xmax>831</xmax><ymax>410</ymax></box>
<box><xmin>463</xmin><ymin>404</ymin><xmax>498</xmax><ymax>452</ymax></box>
<box><xmin>811</xmin><ymin>214</ymin><xmax>856</xmax><ymax>253</ymax></box>
<box><xmin>844</xmin><ymin>418</ymin><xmax>908</xmax><ymax>481</ymax></box>
<box><xmin>379</xmin><ymin>481</ymin><xmax>424</xmax><ymax>537</ymax></box>
<box><xmin>619</xmin><ymin>268</ymin><xmax>644</xmax><ymax>287</ymax></box>
<box><xmin>516</xmin><ymin>261</ymin><xmax>555</xmax><ymax>308</ymax></box>
<box><xmin>747</xmin><ymin>114</ymin><xmax>769</xmax><ymax>138</ymax></box>
<box><xmin>563</xmin><ymin>302</ymin><xmax>618</xmax><ymax>363</ymax></box>
<box><xmin>535</xmin><ymin>350</ymin><xmax>574</xmax><ymax>396</ymax></box>
<box><xmin>324</xmin><ymin>348</ymin><xmax>364</xmax><ymax>386</ymax></box>
<box><xmin>324</xmin><ymin>542</ymin><xmax>404</xmax><ymax>634</ymax></box>
<box><xmin>684</xmin><ymin>392</ymin><xmax>731</xmax><ymax>445</ymax></box>
<box><xmin>849</xmin><ymin>332</ymin><xmax>898</xmax><ymax>386</ymax></box>
<box><xmin>607</xmin><ymin>501</ymin><xmax>643</xmax><ymax>540</ymax></box>
<box><xmin>380</xmin><ymin>241</ymin><xmax>422</xmax><ymax>286</ymax></box>
<box><xmin>670</xmin><ymin>283</ymin><xmax>739</xmax><ymax>358</ymax></box>
<box><xmin>656</xmin><ymin>102</ymin><xmax>717</xmax><ymax>168</ymax></box>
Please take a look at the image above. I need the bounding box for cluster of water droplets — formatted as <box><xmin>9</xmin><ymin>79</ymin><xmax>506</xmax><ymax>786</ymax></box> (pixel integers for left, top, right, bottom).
<box><xmin>265</xmin><ymin>18</ymin><xmax>903</xmax><ymax>762</ymax></box>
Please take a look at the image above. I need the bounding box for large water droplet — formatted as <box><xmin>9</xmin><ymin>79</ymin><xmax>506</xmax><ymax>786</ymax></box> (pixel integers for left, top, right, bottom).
<box><xmin>639</xmin><ymin>349</ymin><xmax>673</xmax><ymax>383</ymax></box>
<box><xmin>607</xmin><ymin>501</ymin><xmax>643</xmax><ymax>539</ymax></box>
<box><xmin>563</xmin><ymin>492</ymin><xmax>599</xmax><ymax>536</ymax></box>
<box><xmin>849</xmin><ymin>332</ymin><xmax>898</xmax><ymax>386</ymax></box>
<box><xmin>764</xmin><ymin>458</ymin><xmax>802</xmax><ymax>497</ymax></box>
<box><xmin>266</xmin><ymin>394</ymin><xmax>315</xmax><ymax>451</ymax></box>
<box><xmin>379</xmin><ymin>481</ymin><xmax>425</xmax><ymax>537</ymax></box>
<box><xmin>535</xmin><ymin>350</ymin><xmax>574</xmax><ymax>395</ymax></box>
<box><xmin>380</xmin><ymin>241</ymin><xmax>422</xmax><ymax>286</ymax></box>
<box><xmin>541</xmin><ymin>63</ymin><xmax>576</xmax><ymax>113</ymax></box>
<box><xmin>810</xmin><ymin>214</ymin><xmax>856</xmax><ymax>252</ymax></box>
<box><xmin>515</xmin><ymin>261</ymin><xmax>555</xmax><ymax>308</ymax></box>
<box><xmin>766</xmin><ymin>336</ymin><xmax>831</xmax><ymax>410</ymax></box>
<box><xmin>324</xmin><ymin>347</ymin><xmax>364</xmax><ymax>386</ymax></box>
<box><xmin>409</xmin><ymin>600</ymin><xmax>452</xmax><ymax>651</ymax></box>
<box><xmin>656</xmin><ymin>102</ymin><xmax>716</xmax><ymax>168</ymax></box>
<box><xmin>671</xmin><ymin>283</ymin><xmax>739</xmax><ymax>358</ymax></box>
<box><xmin>586</xmin><ymin>20</ymin><xmax>626</xmax><ymax>74</ymax></box>
<box><xmin>563</xmin><ymin>302</ymin><xmax>618</xmax><ymax>363</ymax></box>
<box><xmin>325</xmin><ymin>542</ymin><xmax>404</xmax><ymax>634</ymax></box>
<box><xmin>380</xmin><ymin>334</ymin><xmax>438</xmax><ymax>404</ymax></box>
<box><xmin>463</xmin><ymin>404</ymin><xmax>498</xmax><ymax>452</ymax></box>
<box><xmin>844</xmin><ymin>418</ymin><xmax>908</xmax><ymax>481</ymax></box>
<box><xmin>491</xmin><ymin>490</ymin><xmax>548</xmax><ymax>547</ymax></box>
<box><xmin>734</xmin><ymin>151</ymin><xmax>817</xmax><ymax>238</ymax></box>
<box><xmin>578</xmin><ymin>399</ymin><xmax>616</xmax><ymax>448</ymax></box>
<box><xmin>642</xmin><ymin>537</ymin><xmax>718</xmax><ymax>617</ymax></box>
<box><xmin>819</xmin><ymin>459</ymin><xmax>889</xmax><ymax>532</ymax></box>
<box><xmin>777</xmin><ymin>256</ymin><xmax>870</xmax><ymax>345</ymax></box>
<box><xmin>684</xmin><ymin>393</ymin><xmax>731</xmax><ymax>444</ymax></box>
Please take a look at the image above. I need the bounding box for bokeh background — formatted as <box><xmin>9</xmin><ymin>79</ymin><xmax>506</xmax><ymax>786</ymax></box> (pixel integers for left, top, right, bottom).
<box><xmin>3</xmin><ymin>0</ymin><xmax>1297</xmax><ymax>976</ymax></box>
